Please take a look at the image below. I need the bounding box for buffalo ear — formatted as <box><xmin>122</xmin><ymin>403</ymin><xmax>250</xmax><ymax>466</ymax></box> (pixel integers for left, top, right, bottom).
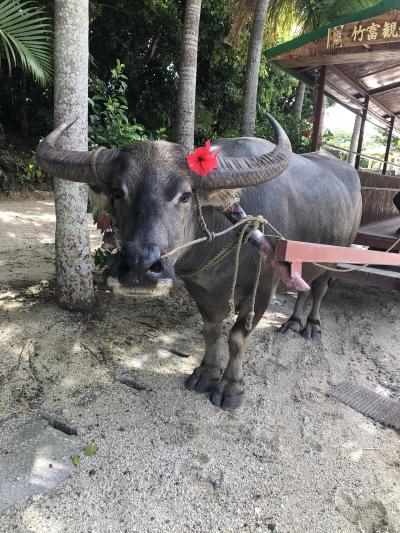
<box><xmin>89</xmin><ymin>186</ymin><xmax>112</xmax><ymax>222</ymax></box>
<box><xmin>195</xmin><ymin>188</ymin><xmax>242</xmax><ymax>210</ymax></box>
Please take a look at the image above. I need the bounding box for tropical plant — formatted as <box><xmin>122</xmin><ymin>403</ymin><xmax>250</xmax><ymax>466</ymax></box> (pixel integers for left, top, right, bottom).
<box><xmin>89</xmin><ymin>60</ymin><xmax>149</xmax><ymax>149</ymax></box>
<box><xmin>256</xmin><ymin>112</ymin><xmax>313</xmax><ymax>154</ymax></box>
<box><xmin>267</xmin><ymin>0</ymin><xmax>381</xmax><ymax>37</ymax></box>
<box><xmin>0</xmin><ymin>0</ymin><xmax>52</xmax><ymax>86</ymax></box>
<box><xmin>227</xmin><ymin>0</ymin><xmax>380</xmax><ymax>137</ymax></box>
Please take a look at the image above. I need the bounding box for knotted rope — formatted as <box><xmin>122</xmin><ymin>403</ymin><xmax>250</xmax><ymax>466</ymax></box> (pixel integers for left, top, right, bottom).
<box><xmin>163</xmin><ymin>199</ymin><xmax>271</xmax><ymax>331</ymax></box>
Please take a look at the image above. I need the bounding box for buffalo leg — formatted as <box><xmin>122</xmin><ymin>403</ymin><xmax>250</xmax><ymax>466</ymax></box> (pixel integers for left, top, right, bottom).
<box><xmin>185</xmin><ymin>319</ymin><xmax>223</xmax><ymax>393</ymax></box>
<box><xmin>209</xmin><ymin>278</ymin><xmax>277</xmax><ymax>411</ymax></box>
<box><xmin>278</xmin><ymin>289</ymin><xmax>313</xmax><ymax>335</ymax></box>
<box><xmin>302</xmin><ymin>273</ymin><xmax>330</xmax><ymax>340</ymax></box>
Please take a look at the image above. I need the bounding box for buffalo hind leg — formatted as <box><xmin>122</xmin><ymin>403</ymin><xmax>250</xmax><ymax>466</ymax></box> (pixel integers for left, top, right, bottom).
<box><xmin>185</xmin><ymin>319</ymin><xmax>223</xmax><ymax>393</ymax></box>
<box><xmin>278</xmin><ymin>289</ymin><xmax>313</xmax><ymax>336</ymax></box>
<box><xmin>302</xmin><ymin>273</ymin><xmax>330</xmax><ymax>340</ymax></box>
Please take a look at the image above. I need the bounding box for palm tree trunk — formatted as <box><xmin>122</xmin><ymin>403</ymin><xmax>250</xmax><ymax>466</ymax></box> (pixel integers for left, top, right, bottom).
<box><xmin>53</xmin><ymin>0</ymin><xmax>94</xmax><ymax>312</ymax></box>
<box><xmin>293</xmin><ymin>81</ymin><xmax>306</xmax><ymax>120</ymax></box>
<box><xmin>240</xmin><ymin>0</ymin><xmax>270</xmax><ymax>137</ymax></box>
<box><xmin>319</xmin><ymin>95</ymin><xmax>327</xmax><ymax>138</ymax></box>
<box><xmin>348</xmin><ymin>114</ymin><xmax>362</xmax><ymax>166</ymax></box>
<box><xmin>313</xmin><ymin>92</ymin><xmax>327</xmax><ymax>148</ymax></box>
<box><xmin>176</xmin><ymin>0</ymin><xmax>202</xmax><ymax>151</ymax></box>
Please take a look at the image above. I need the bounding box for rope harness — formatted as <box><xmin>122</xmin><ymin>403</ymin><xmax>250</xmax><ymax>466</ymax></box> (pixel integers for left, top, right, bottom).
<box><xmin>161</xmin><ymin>195</ymin><xmax>400</xmax><ymax>331</ymax></box>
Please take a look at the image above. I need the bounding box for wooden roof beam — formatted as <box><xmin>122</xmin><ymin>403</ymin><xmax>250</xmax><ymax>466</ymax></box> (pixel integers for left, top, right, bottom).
<box><xmin>383</xmin><ymin>112</ymin><xmax>400</xmax><ymax>118</ymax></box>
<box><xmin>357</xmin><ymin>62</ymin><xmax>400</xmax><ymax>81</ymax></box>
<box><xmin>324</xmin><ymin>79</ymin><xmax>396</xmax><ymax>131</ymax></box>
<box><xmin>368</xmin><ymin>81</ymin><xmax>400</xmax><ymax>96</ymax></box>
<box><xmin>329</xmin><ymin>65</ymin><xmax>396</xmax><ymax>120</ymax></box>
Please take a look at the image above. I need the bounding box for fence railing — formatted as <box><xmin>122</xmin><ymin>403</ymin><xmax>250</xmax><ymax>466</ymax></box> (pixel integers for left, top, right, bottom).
<box><xmin>322</xmin><ymin>142</ymin><xmax>400</xmax><ymax>171</ymax></box>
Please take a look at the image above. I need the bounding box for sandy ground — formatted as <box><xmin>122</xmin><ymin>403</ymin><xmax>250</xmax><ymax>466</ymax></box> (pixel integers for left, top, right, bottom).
<box><xmin>0</xmin><ymin>197</ymin><xmax>399</xmax><ymax>533</ymax></box>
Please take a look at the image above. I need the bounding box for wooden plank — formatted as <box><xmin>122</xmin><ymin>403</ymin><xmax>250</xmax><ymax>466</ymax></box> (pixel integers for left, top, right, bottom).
<box><xmin>358</xmin><ymin>170</ymin><xmax>400</xmax><ymax>189</ymax></box>
<box><xmin>332</xmin><ymin>267</ymin><xmax>400</xmax><ymax>290</ymax></box>
<box><xmin>357</xmin><ymin>60</ymin><xmax>400</xmax><ymax>81</ymax></box>
<box><xmin>277</xmin><ymin>49</ymin><xmax>400</xmax><ymax>67</ymax></box>
<box><xmin>355</xmin><ymin>216</ymin><xmax>400</xmax><ymax>250</ymax></box>
<box><xmin>328</xmin><ymin>65</ymin><xmax>397</xmax><ymax>121</ymax></box>
<box><xmin>369</xmin><ymin>80</ymin><xmax>400</xmax><ymax>95</ymax></box>
<box><xmin>361</xmin><ymin>188</ymin><xmax>400</xmax><ymax>224</ymax></box>
<box><xmin>274</xmin><ymin>239</ymin><xmax>400</xmax><ymax>266</ymax></box>
<box><xmin>327</xmin><ymin>11</ymin><xmax>400</xmax><ymax>50</ymax></box>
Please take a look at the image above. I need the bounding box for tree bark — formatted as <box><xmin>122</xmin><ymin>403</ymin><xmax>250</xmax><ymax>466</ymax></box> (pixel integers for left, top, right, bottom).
<box><xmin>53</xmin><ymin>0</ymin><xmax>94</xmax><ymax>312</ymax></box>
<box><xmin>293</xmin><ymin>81</ymin><xmax>306</xmax><ymax>120</ymax></box>
<box><xmin>348</xmin><ymin>114</ymin><xmax>362</xmax><ymax>166</ymax></box>
<box><xmin>240</xmin><ymin>0</ymin><xmax>269</xmax><ymax>137</ymax></box>
<box><xmin>319</xmin><ymin>95</ymin><xmax>327</xmax><ymax>138</ymax></box>
<box><xmin>176</xmin><ymin>0</ymin><xmax>202</xmax><ymax>151</ymax></box>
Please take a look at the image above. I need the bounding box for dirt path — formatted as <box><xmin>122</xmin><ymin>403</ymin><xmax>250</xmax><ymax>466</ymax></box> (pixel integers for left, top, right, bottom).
<box><xmin>0</xmin><ymin>198</ymin><xmax>399</xmax><ymax>532</ymax></box>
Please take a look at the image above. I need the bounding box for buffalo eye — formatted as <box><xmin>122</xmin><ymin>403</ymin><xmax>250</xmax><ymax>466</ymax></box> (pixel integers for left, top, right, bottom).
<box><xmin>178</xmin><ymin>191</ymin><xmax>192</xmax><ymax>203</ymax></box>
<box><xmin>110</xmin><ymin>187</ymin><xmax>125</xmax><ymax>200</ymax></box>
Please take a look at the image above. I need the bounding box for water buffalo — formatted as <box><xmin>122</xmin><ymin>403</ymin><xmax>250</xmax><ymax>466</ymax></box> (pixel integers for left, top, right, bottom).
<box><xmin>37</xmin><ymin>117</ymin><xmax>362</xmax><ymax>410</ymax></box>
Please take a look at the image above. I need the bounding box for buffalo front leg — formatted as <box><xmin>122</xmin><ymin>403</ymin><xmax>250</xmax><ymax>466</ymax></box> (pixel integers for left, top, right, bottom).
<box><xmin>209</xmin><ymin>315</ymin><xmax>254</xmax><ymax>411</ymax></box>
<box><xmin>209</xmin><ymin>275</ymin><xmax>278</xmax><ymax>410</ymax></box>
<box><xmin>185</xmin><ymin>319</ymin><xmax>223</xmax><ymax>393</ymax></box>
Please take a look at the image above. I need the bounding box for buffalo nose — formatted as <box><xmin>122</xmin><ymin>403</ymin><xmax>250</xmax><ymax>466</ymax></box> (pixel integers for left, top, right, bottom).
<box><xmin>120</xmin><ymin>241</ymin><xmax>163</xmax><ymax>274</ymax></box>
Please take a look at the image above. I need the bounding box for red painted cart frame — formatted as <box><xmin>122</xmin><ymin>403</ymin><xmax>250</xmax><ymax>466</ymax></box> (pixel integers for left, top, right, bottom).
<box><xmin>274</xmin><ymin>239</ymin><xmax>400</xmax><ymax>280</ymax></box>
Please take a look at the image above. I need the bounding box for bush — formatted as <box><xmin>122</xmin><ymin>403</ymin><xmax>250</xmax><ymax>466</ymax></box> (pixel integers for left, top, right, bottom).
<box><xmin>256</xmin><ymin>112</ymin><xmax>313</xmax><ymax>154</ymax></box>
<box><xmin>89</xmin><ymin>60</ymin><xmax>149</xmax><ymax>149</ymax></box>
<box><xmin>89</xmin><ymin>59</ymin><xmax>167</xmax><ymax>150</ymax></box>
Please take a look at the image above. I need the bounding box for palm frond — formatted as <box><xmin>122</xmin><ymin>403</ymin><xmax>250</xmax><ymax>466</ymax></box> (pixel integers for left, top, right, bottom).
<box><xmin>267</xmin><ymin>0</ymin><xmax>380</xmax><ymax>42</ymax></box>
<box><xmin>224</xmin><ymin>0</ymin><xmax>257</xmax><ymax>47</ymax></box>
<box><xmin>0</xmin><ymin>0</ymin><xmax>53</xmax><ymax>86</ymax></box>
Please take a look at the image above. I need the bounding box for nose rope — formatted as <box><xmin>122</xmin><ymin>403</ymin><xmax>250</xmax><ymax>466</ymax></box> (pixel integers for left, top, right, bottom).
<box><xmin>194</xmin><ymin>191</ymin><xmax>214</xmax><ymax>242</ymax></box>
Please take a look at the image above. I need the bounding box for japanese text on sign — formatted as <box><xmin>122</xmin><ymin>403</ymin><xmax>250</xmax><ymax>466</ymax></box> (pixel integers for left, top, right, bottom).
<box><xmin>328</xmin><ymin>15</ymin><xmax>400</xmax><ymax>49</ymax></box>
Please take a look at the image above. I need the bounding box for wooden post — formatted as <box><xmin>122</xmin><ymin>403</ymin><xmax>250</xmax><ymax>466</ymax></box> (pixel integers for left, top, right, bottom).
<box><xmin>355</xmin><ymin>95</ymin><xmax>369</xmax><ymax>170</ymax></box>
<box><xmin>311</xmin><ymin>65</ymin><xmax>326</xmax><ymax>152</ymax></box>
<box><xmin>348</xmin><ymin>114</ymin><xmax>362</xmax><ymax>166</ymax></box>
<box><xmin>383</xmin><ymin>115</ymin><xmax>395</xmax><ymax>175</ymax></box>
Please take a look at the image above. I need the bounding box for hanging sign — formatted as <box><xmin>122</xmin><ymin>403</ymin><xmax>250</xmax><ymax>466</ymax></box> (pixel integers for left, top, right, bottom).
<box><xmin>327</xmin><ymin>12</ymin><xmax>400</xmax><ymax>49</ymax></box>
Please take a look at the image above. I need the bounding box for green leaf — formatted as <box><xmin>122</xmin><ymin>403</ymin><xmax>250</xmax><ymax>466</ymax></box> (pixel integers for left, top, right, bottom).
<box><xmin>71</xmin><ymin>454</ymin><xmax>81</xmax><ymax>466</ymax></box>
<box><xmin>0</xmin><ymin>0</ymin><xmax>53</xmax><ymax>85</ymax></box>
<box><xmin>83</xmin><ymin>443</ymin><xmax>98</xmax><ymax>457</ymax></box>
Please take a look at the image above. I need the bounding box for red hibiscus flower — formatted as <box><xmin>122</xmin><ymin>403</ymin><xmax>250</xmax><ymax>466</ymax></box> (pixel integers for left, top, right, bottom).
<box><xmin>186</xmin><ymin>140</ymin><xmax>219</xmax><ymax>176</ymax></box>
<box><xmin>303</xmin><ymin>129</ymin><xmax>311</xmax><ymax>138</ymax></box>
<box><xmin>97</xmin><ymin>214</ymin><xmax>113</xmax><ymax>231</ymax></box>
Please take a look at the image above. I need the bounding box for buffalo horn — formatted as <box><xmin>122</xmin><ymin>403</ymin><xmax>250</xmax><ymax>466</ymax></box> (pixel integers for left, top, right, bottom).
<box><xmin>190</xmin><ymin>114</ymin><xmax>292</xmax><ymax>189</ymax></box>
<box><xmin>36</xmin><ymin>120</ymin><xmax>116</xmax><ymax>186</ymax></box>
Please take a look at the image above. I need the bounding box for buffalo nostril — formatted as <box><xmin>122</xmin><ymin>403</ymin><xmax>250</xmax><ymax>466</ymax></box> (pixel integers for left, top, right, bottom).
<box><xmin>149</xmin><ymin>260</ymin><xmax>163</xmax><ymax>274</ymax></box>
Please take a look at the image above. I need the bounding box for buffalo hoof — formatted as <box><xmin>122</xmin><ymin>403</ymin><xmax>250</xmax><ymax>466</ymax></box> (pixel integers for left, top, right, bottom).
<box><xmin>209</xmin><ymin>379</ymin><xmax>244</xmax><ymax>411</ymax></box>
<box><xmin>302</xmin><ymin>320</ymin><xmax>322</xmax><ymax>341</ymax></box>
<box><xmin>185</xmin><ymin>365</ymin><xmax>221</xmax><ymax>393</ymax></box>
<box><xmin>278</xmin><ymin>317</ymin><xmax>303</xmax><ymax>336</ymax></box>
